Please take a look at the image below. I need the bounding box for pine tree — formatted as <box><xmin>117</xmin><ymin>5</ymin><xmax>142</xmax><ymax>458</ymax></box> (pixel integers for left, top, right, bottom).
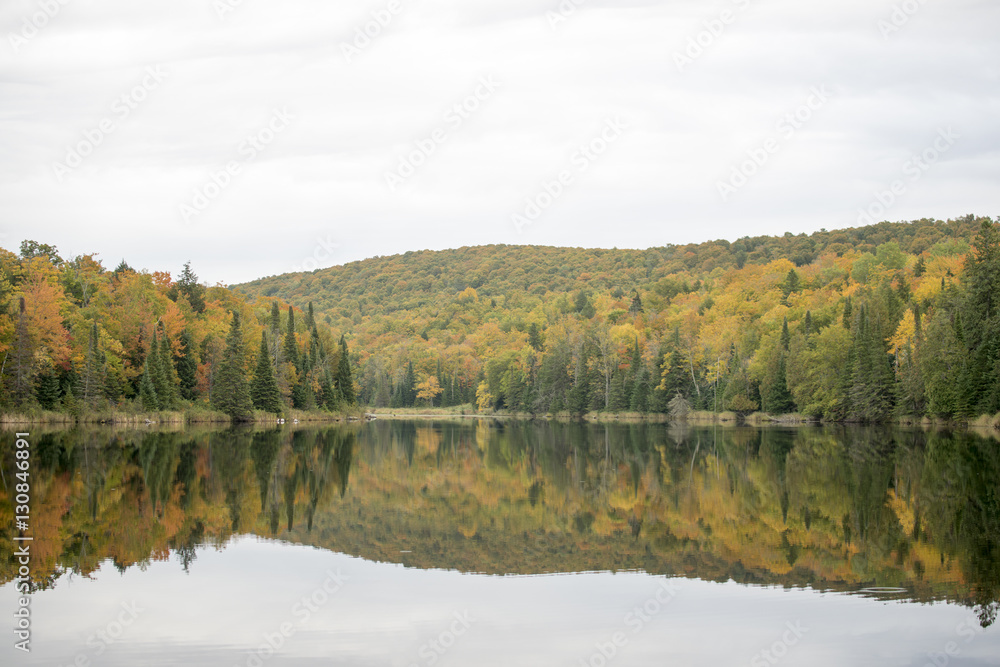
<box><xmin>284</xmin><ymin>306</ymin><xmax>299</xmax><ymax>370</ymax></box>
<box><xmin>528</xmin><ymin>323</ymin><xmax>544</xmax><ymax>351</ymax></box>
<box><xmin>35</xmin><ymin>369</ymin><xmax>61</xmax><ymax>409</ymax></box>
<box><xmin>848</xmin><ymin>304</ymin><xmax>895</xmax><ymax>421</ymax></box>
<box><xmin>212</xmin><ymin>312</ymin><xmax>254</xmax><ymax>421</ymax></box>
<box><xmin>158</xmin><ymin>328</ymin><xmax>182</xmax><ymax>407</ymax></box>
<box><xmin>630</xmin><ymin>363</ymin><xmax>651</xmax><ymax>412</ymax></box>
<box><xmin>9</xmin><ymin>297</ymin><xmax>34</xmax><ymax>405</ymax></box>
<box><xmin>176</xmin><ymin>330</ymin><xmax>199</xmax><ymax>400</ymax></box>
<box><xmin>80</xmin><ymin>322</ymin><xmax>105</xmax><ymax>407</ymax></box>
<box><xmin>147</xmin><ymin>329</ymin><xmax>168</xmax><ymax>407</ymax></box>
<box><xmin>336</xmin><ymin>335</ymin><xmax>356</xmax><ymax>405</ymax></box>
<box><xmin>138</xmin><ymin>359</ymin><xmax>160</xmax><ymax>411</ymax></box>
<box><xmin>251</xmin><ymin>332</ymin><xmax>283</xmax><ymax>413</ymax></box>
<box><xmin>306</xmin><ymin>302</ymin><xmax>316</xmax><ymax>330</ymax></box>
<box><xmin>177</xmin><ymin>261</ymin><xmax>206</xmax><ymax>313</ymax></box>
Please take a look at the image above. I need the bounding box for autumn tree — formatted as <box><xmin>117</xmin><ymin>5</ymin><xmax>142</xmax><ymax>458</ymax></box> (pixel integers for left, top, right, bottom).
<box><xmin>416</xmin><ymin>375</ymin><xmax>443</xmax><ymax>407</ymax></box>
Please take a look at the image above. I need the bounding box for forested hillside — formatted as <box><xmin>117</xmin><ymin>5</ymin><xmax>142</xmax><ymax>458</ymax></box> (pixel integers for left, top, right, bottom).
<box><xmin>0</xmin><ymin>244</ymin><xmax>356</xmax><ymax>420</ymax></box>
<box><xmin>235</xmin><ymin>216</ymin><xmax>1000</xmax><ymax>422</ymax></box>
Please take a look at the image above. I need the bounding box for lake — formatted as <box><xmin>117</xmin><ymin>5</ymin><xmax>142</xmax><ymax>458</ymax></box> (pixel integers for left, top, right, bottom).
<box><xmin>2</xmin><ymin>420</ymin><xmax>999</xmax><ymax>666</ymax></box>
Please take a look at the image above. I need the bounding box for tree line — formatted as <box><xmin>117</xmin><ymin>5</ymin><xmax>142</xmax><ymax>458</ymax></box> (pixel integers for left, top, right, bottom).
<box><xmin>0</xmin><ymin>244</ymin><xmax>355</xmax><ymax>421</ymax></box>
<box><xmin>238</xmin><ymin>215</ymin><xmax>998</xmax><ymax>422</ymax></box>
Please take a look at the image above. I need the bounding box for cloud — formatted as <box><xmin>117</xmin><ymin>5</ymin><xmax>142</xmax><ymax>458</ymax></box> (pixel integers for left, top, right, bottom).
<box><xmin>1</xmin><ymin>0</ymin><xmax>998</xmax><ymax>284</ymax></box>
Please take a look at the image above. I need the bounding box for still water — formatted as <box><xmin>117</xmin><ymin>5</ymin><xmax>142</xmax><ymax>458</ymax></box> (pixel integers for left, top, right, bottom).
<box><xmin>1</xmin><ymin>420</ymin><xmax>999</xmax><ymax>666</ymax></box>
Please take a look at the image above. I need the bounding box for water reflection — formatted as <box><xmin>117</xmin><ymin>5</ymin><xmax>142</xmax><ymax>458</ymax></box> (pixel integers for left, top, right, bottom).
<box><xmin>1</xmin><ymin>421</ymin><xmax>997</xmax><ymax>626</ymax></box>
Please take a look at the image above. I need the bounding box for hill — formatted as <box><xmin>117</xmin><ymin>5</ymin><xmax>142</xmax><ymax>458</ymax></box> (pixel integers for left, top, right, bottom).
<box><xmin>234</xmin><ymin>216</ymin><xmax>1000</xmax><ymax>422</ymax></box>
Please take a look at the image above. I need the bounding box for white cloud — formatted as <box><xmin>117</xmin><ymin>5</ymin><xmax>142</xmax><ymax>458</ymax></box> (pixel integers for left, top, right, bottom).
<box><xmin>1</xmin><ymin>0</ymin><xmax>998</xmax><ymax>283</ymax></box>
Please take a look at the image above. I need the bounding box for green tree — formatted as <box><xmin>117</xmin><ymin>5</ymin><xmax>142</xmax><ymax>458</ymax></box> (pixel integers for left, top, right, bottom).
<box><xmin>212</xmin><ymin>312</ymin><xmax>254</xmax><ymax>421</ymax></box>
<box><xmin>175</xmin><ymin>330</ymin><xmax>199</xmax><ymax>401</ymax></box>
<box><xmin>251</xmin><ymin>332</ymin><xmax>283</xmax><ymax>413</ymax></box>
<box><xmin>138</xmin><ymin>359</ymin><xmax>159</xmax><ymax>411</ymax></box>
<box><xmin>336</xmin><ymin>335</ymin><xmax>356</xmax><ymax>405</ymax></box>
<box><xmin>176</xmin><ymin>261</ymin><xmax>206</xmax><ymax>313</ymax></box>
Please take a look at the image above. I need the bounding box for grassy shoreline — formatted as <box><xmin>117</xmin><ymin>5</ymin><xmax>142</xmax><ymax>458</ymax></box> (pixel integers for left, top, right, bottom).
<box><xmin>0</xmin><ymin>406</ymin><xmax>367</xmax><ymax>427</ymax></box>
<box><xmin>3</xmin><ymin>405</ymin><xmax>997</xmax><ymax>432</ymax></box>
<box><xmin>369</xmin><ymin>405</ymin><xmax>1000</xmax><ymax>431</ymax></box>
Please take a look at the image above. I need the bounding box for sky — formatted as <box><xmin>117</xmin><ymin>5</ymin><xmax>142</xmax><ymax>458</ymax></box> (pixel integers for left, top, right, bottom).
<box><xmin>1</xmin><ymin>0</ymin><xmax>998</xmax><ymax>285</ymax></box>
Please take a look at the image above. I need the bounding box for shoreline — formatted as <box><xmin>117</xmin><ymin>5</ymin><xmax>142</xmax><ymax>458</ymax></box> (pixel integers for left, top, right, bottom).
<box><xmin>2</xmin><ymin>407</ymin><xmax>997</xmax><ymax>433</ymax></box>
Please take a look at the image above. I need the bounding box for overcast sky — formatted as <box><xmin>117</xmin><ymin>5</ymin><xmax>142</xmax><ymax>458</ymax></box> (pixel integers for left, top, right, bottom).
<box><xmin>1</xmin><ymin>0</ymin><xmax>998</xmax><ymax>285</ymax></box>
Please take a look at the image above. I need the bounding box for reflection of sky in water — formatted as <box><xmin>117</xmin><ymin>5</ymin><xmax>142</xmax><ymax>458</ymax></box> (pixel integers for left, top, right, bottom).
<box><xmin>3</xmin><ymin>537</ymin><xmax>998</xmax><ymax>666</ymax></box>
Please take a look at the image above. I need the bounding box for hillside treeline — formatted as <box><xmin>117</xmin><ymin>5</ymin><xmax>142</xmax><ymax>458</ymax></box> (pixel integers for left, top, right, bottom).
<box><xmin>0</xmin><ymin>244</ymin><xmax>355</xmax><ymax>420</ymax></box>
<box><xmin>236</xmin><ymin>216</ymin><xmax>1000</xmax><ymax>421</ymax></box>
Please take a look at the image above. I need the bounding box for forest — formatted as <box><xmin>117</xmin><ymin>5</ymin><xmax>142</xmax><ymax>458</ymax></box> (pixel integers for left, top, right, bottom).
<box><xmin>235</xmin><ymin>215</ymin><xmax>1000</xmax><ymax>423</ymax></box>
<box><xmin>0</xmin><ymin>243</ymin><xmax>355</xmax><ymax>421</ymax></box>
<box><xmin>2</xmin><ymin>215</ymin><xmax>999</xmax><ymax>424</ymax></box>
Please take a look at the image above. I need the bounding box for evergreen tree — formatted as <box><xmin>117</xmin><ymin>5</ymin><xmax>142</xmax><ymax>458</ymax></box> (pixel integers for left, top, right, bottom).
<box><xmin>251</xmin><ymin>332</ymin><xmax>283</xmax><ymax>413</ymax></box>
<box><xmin>176</xmin><ymin>261</ymin><xmax>206</xmax><ymax>313</ymax></box>
<box><xmin>212</xmin><ymin>312</ymin><xmax>254</xmax><ymax>421</ymax></box>
<box><xmin>336</xmin><ymin>335</ymin><xmax>356</xmax><ymax>404</ymax></box>
<box><xmin>629</xmin><ymin>291</ymin><xmax>644</xmax><ymax>315</ymax></box>
<box><xmin>35</xmin><ymin>369</ymin><xmax>61</xmax><ymax>409</ymax></box>
<box><xmin>158</xmin><ymin>328</ymin><xmax>182</xmax><ymax>407</ymax></box>
<box><xmin>848</xmin><ymin>304</ymin><xmax>895</xmax><ymax>421</ymax></box>
<box><xmin>138</xmin><ymin>359</ymin><xmax>160</xmax><ymax>411</ymax></box>
<box><xmin>291</xmin><ymin>378</ymin><xmax>313</xmax><ymax>409</ymax></box>
<box><xmin>80</xmin><ymin>322</ymin><xmax>105</xmax><ymax>407</ymax></box>
<box><xmin>306</xmin><ymin>302</ymin><xmax>316</xmax><ymax>330</ymax></box>
<box><xmin>318</xmin><ymin>369</ymin><xmax>339</xmax><ymax>411</ymax></box>
<box><xmin>284</xmin><ymin>306</ymin><xmax>299</xmax><ymax>370</ymax></box>
<box><xmin>147</xmin><ymin>329</ymin><xmax>170</xmax><ymax>407</ymax></box>
<box><xmin>608</xmin><ymin>369</ymin><xmax>629</xmax><ymax>411</ymax></box>
<box><xmin>8</xmin><ymin>297</ymin><xmax>34</xmax><ymax>405</ymax></box>
<box><xmin>630</xmin><ymin>363</ymin><xmax>651</xmax><ymax>412</ymax></box>
<box><xmin>528</xmin><ymin>323</ymin><xmax>544</xmax><ymax>351</ymax></box>
<box><xmin>176</xmin><ymin>330</ymin><xmax>199</xmax><ymax>400</ymax></box>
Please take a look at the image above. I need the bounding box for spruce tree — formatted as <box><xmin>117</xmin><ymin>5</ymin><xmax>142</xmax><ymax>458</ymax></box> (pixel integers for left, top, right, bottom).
<box><xmin>630</xmin><ymin>364</ymin><xmax>651</xmax><ymax>412</ymax></box>
<box><xmin>35</xmin><ymin>369</ymin><xmax>61</xmax><ymax>410</ymax></box>
<box><xmin>251</xmin><ymin>332</ymin><xmax>283</xmax><ymax>413</ymax></box>
<box><xmin>176</xmin><ymin>330</ymin><xmax>199</xmax><ymax>400</ymax></box>
<box><xmin>138</xmin><ymin>359</ymin><xmax>160</xmax><ymax>411</ymax></box>
<box><xmin>212</xmin><ymin>312</ymin><xmax>254</xmax><ymax>421</ymax></box>
<box><xmin>336</xmin><ymin>335</ymin><xmax>356</xmax><ymax>405</ymax></box>
<box><xmin>284</xmin><ymin>306</ymin><xmax>299</xmax><ymax>370</ymax></box>
<box><xmin>80</xmin><ymin>322</ymin><xmax>105</xmax><ymax>407</ymax></box>
<box><xmin>159</xmin><ymin>328</ymin><xmax>182</xmax><ymax>407</ymax></box>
